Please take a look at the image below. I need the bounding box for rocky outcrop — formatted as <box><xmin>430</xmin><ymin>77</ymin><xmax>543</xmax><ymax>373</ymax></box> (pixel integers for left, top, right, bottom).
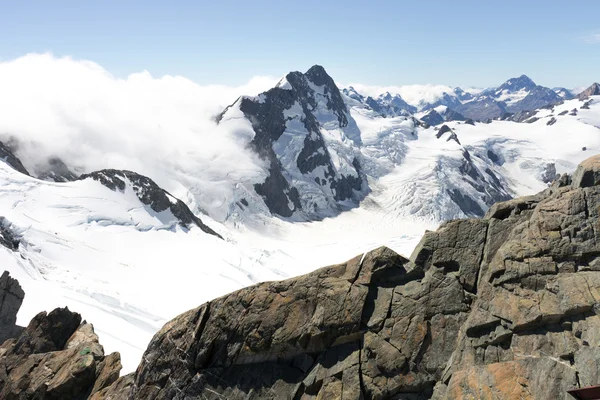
<box><xmin>421</xmin><ymin>109</ymin><xmax>445</xmax><ymax>126</ymax></box>
<box><xmin>97</xmin><ymin>154</ymin><xmax>600</xmax><ymax>399</ymax></box>
<box><xmin>456</xmin><ymin>96</ymin><xmax>507</xmax><ymax>121</ymax></box>
<box><xmin>443</xmin><ymin>108</ymin><xmax>467</xmax><ymax>123</ymax></box>
<box><xmin>0</xmin><ymin>272</ymin><xmax>122</xmax><ymax>399</ymax></box>
<box><xmin>435</xmin><ymin>125</ymin><xmax>460</xmax><ymax>145</ymax></box>
<box><xmin>218</xmin><ymin>65</ymin><xmax>366</xmax><ymax>219</ymax></box>
<box><xmin>0</xmin><ymin>271</ymin><xmax>24</xmax><ymax>343</ymax></box>
<box><xmin>577</xmin><ymin>83</ymin><xmax>600</xmax><ymax>100</ymax></box>
<box><xmin>36</xmin><ymin>157</ymin><xmax>79</xmax><ymax>182</ymax></box>
<box><xmin>79</xmin><ymin>169</ymin><xmax>221</xmax><ymax>238</ymax></box>
<box><xmin>0</xmin><ymin>140</ymin><xmax>30</xmax><ymax>176</ymax></box>
<box><xmin>363</xmin><ymin>92</ymin><xmax>417</xmax><ymax>117</ymax></box>
<box><xmin>0</xmin><ymin>217</ymin><xmax>20</xmax><ymax>251</ymax></box>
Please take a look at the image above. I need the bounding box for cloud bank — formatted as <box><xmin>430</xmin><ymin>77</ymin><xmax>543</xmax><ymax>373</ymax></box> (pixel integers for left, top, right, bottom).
<box><xmin>0</xmin><ymin>53</ymin><xmax>280</xmax><ymax>220</ymax></box>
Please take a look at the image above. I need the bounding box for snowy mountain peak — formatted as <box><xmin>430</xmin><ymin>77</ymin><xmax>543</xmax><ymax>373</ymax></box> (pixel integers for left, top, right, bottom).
<box><xmin>79</xmin><ymin>169</ymin><xmax>221</xmax><ymax>237</ymax></box>
<box><xmin>499</xmin><ymin>74</ymin><xmax>537</xmax><ymax>92</ymax></box>
<box><xmin>342</xmin><ymin>86</ymin><xmax>364</xmax><ymax>102</ymax></box>
<box><xmin>218</xmin><ymin>65</ymin><xmax>366</xmax><ymax>219</ymax></box>
<box><xmin>453</xmin><ymin>87</ymin><xmax>474</xmax><ymax>102</ymax></box>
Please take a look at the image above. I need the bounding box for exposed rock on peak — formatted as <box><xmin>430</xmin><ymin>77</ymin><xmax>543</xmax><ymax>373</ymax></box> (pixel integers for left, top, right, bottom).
<box><xmin>456</xmin><ymin>96</ymin><xmax>507</xmax><ymax>121</ymax></box>
<box><xmin>0</xmin><ymin>140</ymin><xmax>30</xmax><ymax>176</ymax></box>
<box><xmin>100</xmin><ymin>153</ymin><xmax>600</xmax><ymax>399</ymax></box>
<box><xmin>422</xmin><ymin>108</ymin><xmax>467</xmax><ymax>126</ymax></box>
<box><xmin>422</xmin><ymin>109</ymin><xmax>444</xmax><ymax>126</ymax></box>
<box><xmin>554</xmin><ymin>87</ymin><xmax>575</xmax><ymax>100</ymax></box>
<box><xmin>0</xmin><ymin>271</ymin><xmax>24</xmax><ymax>343</ymax></box>
<box><xmin>497</xmin><ymin>74</ymin><xmax>537</xmax><ymax>92</ymax></box>
<box><xmin>577</xmin><ymin>82</ymin><xmax>600</xmax><ymax>100</ymax></box>
<box><xmin>219</xmin><ymin>65</ymin><xmax>366</xmax><ymax>219</ymax></box>
<box><xmin>79</xmin><ymin>169</ymin><xmax>221</xmax><ymax>238</ymax></box>
<box><xmin>36</xmin><ymin>157</ymin><xmax>79</xmax><ymax>182</ymax></box>
<box><xmin>363</xmin><ymin>92</ymin><xmax>416</xmax><ymax>117</ymax></box>
<box><xmin>436</xmin><ymin>124</ymin><xmax>461</xmax><ymax>145</ymax></box>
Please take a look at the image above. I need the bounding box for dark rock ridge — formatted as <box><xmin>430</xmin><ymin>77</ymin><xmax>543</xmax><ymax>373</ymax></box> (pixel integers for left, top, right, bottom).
<box><xmin>363</xmin><ymin>92</ymin><xmax>417</xmax><ymax>117</ymax></box>
<box><xmin>443</xmin><ymin>107</ymin><xmax>467</xmax><ymax>122</ymax></box>
<box><xmin>455</xmin><ymin>75</ymin><xmax>563</xmax><ymax>121</ymax></box>
<box><xmin>0</xmin><ymin>217</ymin><xmax>20</xmax><ymax>251</ymax></box>
<box><xmin>506</xmin><ymin>85</ymin><xmax>563</xmax><ymax>114</ymax></box>
<box><xmin>220</xmin><ymin>65</ymin><xmax>366</xmax><ymax>218</ymax></box>
<box><xmin>491</xmin><ymin>75</ymin><xmax>563</xmax><ymax>114</ymax></box>
<box><xmin>501</xmin><ymin>109</ymin><xmax>539</xmax><ymax>123</ymax></box>
<box><xmin>79</xmin><ymin>169</ymin><xmax>221</xmax><ymax>238</ymax></box>
<box><xmin>436</xmin><ymin>124</ymin><xmax>460</xmax><ymax>145</ymax></box>
<box><xmin>421</xmin><ymin>92</ymin><xmax>463</xmax><ymax>113</ymax></box>
<box><xmin>455</xmin><ymin>96</ymin><xmax>507</xmax><ymax>121</ymax></box>
<box><xmin>553</xmin><ymin>87</ymin><xmax>575</xmax><ymax>100</ymax></box>
<box><xmin>97</xmin><ymin>154</ymin><xmax>600</xmax><ymax>399</ymax></box>
<box><xmin>36</xmin><ymin>157</ymin><xmax>79</xmax><ymax>182</ymax></box>
<box><xmin>0</xmin><ymin>140</ymin><xmax>30</xmax><ymax>176</ymax></box>
<box><xmin>577</xmin><ymin>82</ymin><xmax>600</xmax><ymax>100</ymax></box>
<box><xmin>495</xmin><ymin>74</ymin><xmax>537</xmax><ymax>93</ymax></box>
<box><xmin>422</xmin><ymin>109</ymin><xmax>467</xmax><ymax>126</ymax></box>
<box><xmin>421</xmin><ymin>110</ymin><xmax>444</xmax><ymax>126</ymax></box>
<box><xmin>0</xmin><ymin>271</ymin><xmax>24</xmax><ymax>344</ymax></box>
<box><xmin>0</xmin><ymin>271</ymin><xmax>122</xmax><ymax>399</ymax></box>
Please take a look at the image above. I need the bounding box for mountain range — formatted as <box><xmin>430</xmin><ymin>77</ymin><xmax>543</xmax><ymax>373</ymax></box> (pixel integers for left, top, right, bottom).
<box><xmin>345</xmin><ymin>74</ymin><xmax>598</xmax><ymax>124</ymax></box>
<box><xmin>0</xmin><ymin>62</ymin><xmax>598</xmax><ymax>385</ymax></box>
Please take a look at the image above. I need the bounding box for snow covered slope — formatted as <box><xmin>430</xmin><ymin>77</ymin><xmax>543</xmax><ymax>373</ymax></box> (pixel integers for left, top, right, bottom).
<box><xmin>0</xmin><ymin>161</ymin><xmax>299</xmax><ymax>372</ymax></box>
<box><xmin>0</xmin><ymin>56</ymin><xmax>599</xmax><ymax>377</ymax></box>
<box><xmin>218</xmin><ymin>65</ymin><xmax>366</xmax><ymax>220</ymax></box>
<box><xmin>347</xmin><ymin>75</ymin><xmax>567</xmax><ymax>122</ymax></box>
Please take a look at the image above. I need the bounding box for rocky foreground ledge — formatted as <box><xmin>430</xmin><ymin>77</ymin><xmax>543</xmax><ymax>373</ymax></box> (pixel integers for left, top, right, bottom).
<box><xmin>5</xmin><ymin>156</ymin><xmax>600</xmax><ymax>399</ymax></box>
<box><xmin>0</xmin><ymin>271</ymin><xmax>122</xmax><ymax>398</ymax></box>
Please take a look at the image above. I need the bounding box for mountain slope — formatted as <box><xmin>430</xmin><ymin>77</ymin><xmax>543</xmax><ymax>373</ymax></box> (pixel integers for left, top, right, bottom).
<box><xmin>98</xmin><ymin>154</ymin><xmax>600</xmax><ymax>399</ymax></box>
<box><xmin>219</xmin><ymin>65</ymin><xmax>366</xmax><ymax>219</ymax></box>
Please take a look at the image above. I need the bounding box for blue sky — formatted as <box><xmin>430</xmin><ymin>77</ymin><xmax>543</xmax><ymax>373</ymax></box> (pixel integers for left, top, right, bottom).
<box><xmin>2</xmin><ymin>0</ymin><xmax>599</xmax><ymax>88</ymax></box>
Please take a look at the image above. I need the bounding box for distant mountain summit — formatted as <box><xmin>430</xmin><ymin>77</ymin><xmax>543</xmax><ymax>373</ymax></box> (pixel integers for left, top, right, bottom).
<box><xmin>577</xmin><ymin>82</ymin><xmax>600</xmax><ymax>100</ymax></box>
<box><xmin>342</xmin><ymin>88</ymin><xmax>416</xmax><ymax>117</ymax></box>
<box><xmin>219</xmin><ymin>65</ymin><xmax>366</xmax><ymax>219</ymax></box>
<box><xmin>345</xmin><ymin>74</ymin><xmax>566</xmax><ymax>122</ymax></box>
<box><xmin>495</xmin><ymin>74</ymin><xmax>537</xmax><ymax>93</ymax></box>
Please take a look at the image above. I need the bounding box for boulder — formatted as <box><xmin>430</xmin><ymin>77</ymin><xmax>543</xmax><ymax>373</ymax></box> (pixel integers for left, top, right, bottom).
<box><xmin>0</xmin><ymin>272</ymin><xmax>123</xmax><ymax>399</ymax></box>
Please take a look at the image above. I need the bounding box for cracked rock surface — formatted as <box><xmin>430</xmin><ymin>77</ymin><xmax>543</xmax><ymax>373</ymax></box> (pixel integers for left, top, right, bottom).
<box><xmin>99</xmin><ymin>154</ymin><xmax>600</xmax><ymax>399</ymax></box>
<box><xmin>0</xmin><ymin>272</ymin><xmax>123</xmax><ymax>399</ymax></box>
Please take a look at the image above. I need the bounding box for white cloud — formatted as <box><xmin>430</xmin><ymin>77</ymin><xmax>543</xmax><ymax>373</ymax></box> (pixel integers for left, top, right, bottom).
<box><xmin>581</xmin><ymin>33</ymin><xmax>600</xmax><ymax>44</ymax></box>
<box><xmin>345</xmin><ymin>82</ymin><xmax>456</xmax><ymax>109</ymax></box>
<box><xmin>0</xmin><ymin>53</ymin><xmax>280</xmax><ymax>220</ymax></box>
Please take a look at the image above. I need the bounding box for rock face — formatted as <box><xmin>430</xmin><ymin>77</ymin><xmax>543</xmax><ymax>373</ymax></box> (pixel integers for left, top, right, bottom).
<box><xmin>363</xmin><ymin>92</ymin><xmax>417</xmax><ymax>117</ymax></box>
<box><xmin>0</xmin><ymin>271</ymin><xmax>25</xmax><ymax>343</ymax></box>
<box><xmin>218</xmin><ymin>65</ymin><xmax>366</xmax><ymax>219</ymax></box>
<box><xmin>455</xmin><ymin>75</ymin><xmax>563</xmax><ymax>121</ymax></box>
<box><xmin>79</xmin><ymin>169</ymin><xmax>221</xmax><ymax>238</ymax></box>
<box><xmin>100</xmin><ymin>154</ymin><xmax>600</xmax><ymax>399</ymax></box>
<box><xmin>456</xmin><ymin>96</ymin><xmax>507</xmax><ymax>121</ymax></box>
<box><xmin>421</xmin><ymin>109</ymin><xmax>445</xmax><ymax>126</ymax></box>
<box><xmin>577</xmin><ymin>83</ymin><xmax>600</xmax><ymax>100</ymax></box>
<box><xmin>0</xmin><ymin>140</ymin><xmax>30</xmax><ymax>176</ymax></box>
<box><xmin>36</xmin><ymin>157</ymin><xmax>79</xmax><ymax>182</ymax></box>
<box><xmin>0</xmin><ymin>272</ymin><xmax>122</xmax><ymax>399</ymax></box>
